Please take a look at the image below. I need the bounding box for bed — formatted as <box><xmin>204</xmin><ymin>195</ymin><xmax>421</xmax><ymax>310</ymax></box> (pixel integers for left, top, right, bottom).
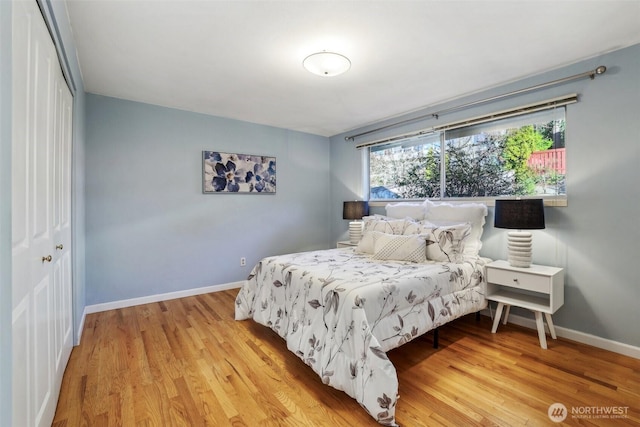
<box><xmin>235</xmin><ymin>201</ymin><xmax>489</xmax><ymax>426</ymax></box>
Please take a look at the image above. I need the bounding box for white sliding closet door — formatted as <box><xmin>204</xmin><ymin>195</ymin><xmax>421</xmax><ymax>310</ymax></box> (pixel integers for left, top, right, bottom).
<box><xmin>12</xmin><ymin>1</ymin><xmax>74</xmax><ymax>426</ymax></box>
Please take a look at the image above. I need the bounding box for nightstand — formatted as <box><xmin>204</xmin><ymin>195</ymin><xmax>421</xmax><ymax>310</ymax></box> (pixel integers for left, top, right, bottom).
<box><xmin>486</xmin><ymin>260</ymin><xmax>564</xmax><ymax>349</ymax></box>
<box><xmin>337</xmin><ymin>241</ymin><xmax>358</xmax><ymax>248</ymax></box>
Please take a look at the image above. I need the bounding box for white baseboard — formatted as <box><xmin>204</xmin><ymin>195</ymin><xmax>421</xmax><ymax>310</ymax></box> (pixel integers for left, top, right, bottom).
<box><xmin>76</xmin><ymin>308</ymin><xmax>86</xmax><ymax>345</ymax></box>
<box><xmin>76</xmin><ymin>281</ymin><xmax>244</xmax><ymax>343</ymax></box>
<box><xmin>481</xmin><ymin>309</ymin><xmax>640</xmax><ymax>359</ymax></box>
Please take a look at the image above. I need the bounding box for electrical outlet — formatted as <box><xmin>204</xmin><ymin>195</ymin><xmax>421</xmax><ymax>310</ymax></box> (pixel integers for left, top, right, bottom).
<box><xmin>240</xmin><ymin>257</ymin><xmax>246</xmax><ymax>267</ymax></box>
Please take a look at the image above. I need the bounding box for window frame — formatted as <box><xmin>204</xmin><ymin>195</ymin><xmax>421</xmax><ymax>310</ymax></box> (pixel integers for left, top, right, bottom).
<box><xmin>363</xmin><ymin>96</ymin><xmax>572</xmax><ymax>207</ymax></box>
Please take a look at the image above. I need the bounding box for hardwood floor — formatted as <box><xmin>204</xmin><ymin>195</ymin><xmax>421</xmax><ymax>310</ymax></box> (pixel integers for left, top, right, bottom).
<box><xmin>53</xmin><ymin>290</ymin><xmax>639</xmax><ymax>426</ymax></box>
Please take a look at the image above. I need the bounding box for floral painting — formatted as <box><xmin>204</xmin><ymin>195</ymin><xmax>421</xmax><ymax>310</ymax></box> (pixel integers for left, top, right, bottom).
<box><xmin>203</xmin><ymin>151</ymin><xmax>276</xmax><ymax>194</ymax></box>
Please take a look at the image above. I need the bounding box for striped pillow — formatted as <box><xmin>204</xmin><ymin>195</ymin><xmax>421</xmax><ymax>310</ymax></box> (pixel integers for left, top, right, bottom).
<box><xmin>371</xmin><ymin>231</ymin><xmax>428</xmax><ymax>263</ymax></box>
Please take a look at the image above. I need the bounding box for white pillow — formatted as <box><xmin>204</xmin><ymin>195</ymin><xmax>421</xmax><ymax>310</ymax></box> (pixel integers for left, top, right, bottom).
<box><xmin>385</xmin><ymin>202</ymin><xmax>426</xmax><ymax>221</ymax></box>
<box><xmin>372</xmin><ymin>231</ymin><xmax>427</xmax><ymax>263</ymax></box>
<box><xmin>425</xmin><ymin>223</ymin><xmax>471</xmax><ymax>263</ymax></box>
<box><xmin>403</xmin><ymin>220</ymin><xmax>438</xmax><ymax>235</ymax></box>
<box><xmin>356</xmin><ymin>217</ymin><xmax>410</xmax><ymax>253</ymax></box>
<box><xmin>423</xmin><ymin>201</ymin><xmax>487</xmax><ymax>257</ymax></box>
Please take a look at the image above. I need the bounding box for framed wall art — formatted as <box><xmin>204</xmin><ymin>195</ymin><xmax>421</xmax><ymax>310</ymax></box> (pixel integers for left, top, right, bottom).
<box><xmin>203</xmin><ymin>151</ymin><xmax>276</xmax><ymax>194</ymax></box>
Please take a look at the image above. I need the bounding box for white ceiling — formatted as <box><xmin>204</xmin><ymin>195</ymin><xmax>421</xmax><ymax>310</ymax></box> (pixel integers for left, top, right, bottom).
<box><xmin>65</xmin><ymin>0</ymin><xmax>640</xmax><ymax>137</ymax></box>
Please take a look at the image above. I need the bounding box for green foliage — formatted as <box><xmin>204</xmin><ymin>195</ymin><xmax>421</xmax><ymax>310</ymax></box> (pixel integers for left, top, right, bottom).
<box><xmin>502</xmin><ymin>125</ymin><xmax>553</xmax><ymax>195</ymax></box>
<box><xmin>369</xmin><ymin>120</ymin><xmax>564</xmax><ymax>199</ymax></box>
<box><xmin>444</xmin><ymin>134</ymin><xmax>513</xmax><ymax>197</ymax></box>
<box><xmin>396</xmin><ymin>147</ymin><xmax>441</xmax><ymax>198</ymax></box>
<box><xmin>536</xmin><ymin>120</ymin><xmax>565</xmax><ymax>148</ymax></box>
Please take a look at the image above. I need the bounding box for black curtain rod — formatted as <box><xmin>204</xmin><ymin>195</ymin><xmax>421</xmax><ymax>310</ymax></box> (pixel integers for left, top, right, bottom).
<box><xmin>344</xmin><ymin>65</ymin><xmax>606</xmax><ymax>142</ymax></box>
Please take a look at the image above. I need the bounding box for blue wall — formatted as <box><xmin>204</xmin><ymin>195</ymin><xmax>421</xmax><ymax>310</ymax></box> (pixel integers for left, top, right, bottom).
<box><xmin>330</xmin><ymin>44</ymin><xmax>640</xmax><ymax>347</ymax></box>
<box><xmin>3</xmin><ymin>4</ymin><xmax>637</xmax><ymax>425</ymax></box>
<box><xmin>85</xmin><ymin>94</ymin><xmax>331</xmax><ymax>305</ymax></box>
<box><xmin>4</xmin><ymin>14</ymin><xmax>638</xmax><ymax>426</ymax></box>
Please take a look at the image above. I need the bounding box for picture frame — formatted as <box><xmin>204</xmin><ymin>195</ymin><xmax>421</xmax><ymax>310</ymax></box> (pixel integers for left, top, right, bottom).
<box><xmin>202</xmin><ymin>151</ymin><xmax>276</xmax><ymax>194</ymax></box>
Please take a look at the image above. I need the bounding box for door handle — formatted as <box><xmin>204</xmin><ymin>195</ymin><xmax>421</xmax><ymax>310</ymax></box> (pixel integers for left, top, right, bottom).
<box><xmin>56</xmin><ymin>244</ymin><xmax>63</xmax><ymax>250</ymax></box>
<box><xmin>42</xmin><ymin>255</ymin><xmax>52</xmax><ymax>263</ymax></box>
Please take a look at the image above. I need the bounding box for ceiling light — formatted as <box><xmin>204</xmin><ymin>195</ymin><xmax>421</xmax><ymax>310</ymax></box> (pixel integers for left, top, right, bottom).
<box><xmin>303</xmin><ymin>51</ymin><xmax>351</xmax><ymax>77</ymax></box>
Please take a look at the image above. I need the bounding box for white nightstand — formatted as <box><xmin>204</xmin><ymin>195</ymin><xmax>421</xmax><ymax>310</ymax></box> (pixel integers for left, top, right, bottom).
<box><xmin>337</xmin><ymin>241</ymin><xmax>358</xmax><ymax>248</ymax></box>
<box><xmin>486</xmin><ymin>260</ymin><xmax>564</xmax><ymax>349</ymax></box>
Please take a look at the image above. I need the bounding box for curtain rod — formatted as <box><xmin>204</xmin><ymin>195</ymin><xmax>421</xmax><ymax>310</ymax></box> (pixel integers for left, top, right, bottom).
<box><xmin>355</xmin><ymin>93</ymin><xmax>577</xmax><ymax>150</ymax></box>
<box><xmin>345</xmin><ymin>65</ymin><xmax>606</xmax><ymax>142</ymax></box>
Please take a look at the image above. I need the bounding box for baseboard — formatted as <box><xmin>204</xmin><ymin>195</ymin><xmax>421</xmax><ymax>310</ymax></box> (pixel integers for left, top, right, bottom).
<box><xmin>85</xmin><ymin>281</ymin><xmax>244</xmax><ymax>314</ymax></box>
<box><xmin>76</xmin><ymin>281</ymin><xmax>244</xmax><ymax>342</ymax></box>
<box><xmin>76</xmin><ymin>308</ymin><xmax>87</xmax><ymax>345</ymax></box>
<box><xmin>481</xmin><ymin>308</ymin><xmax>640</xmax><ymax>359</ymax></box>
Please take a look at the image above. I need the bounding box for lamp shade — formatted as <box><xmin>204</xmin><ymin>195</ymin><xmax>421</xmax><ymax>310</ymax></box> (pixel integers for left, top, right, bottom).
<box><xmin>343</xmin><ymin>201</ymin><xmax>369</xmax><ymax>220</ymax></box>
<box><xmin>494</xmin><ymin>199</ymin><xmax>545</xmax><ymax>230</ymax></box>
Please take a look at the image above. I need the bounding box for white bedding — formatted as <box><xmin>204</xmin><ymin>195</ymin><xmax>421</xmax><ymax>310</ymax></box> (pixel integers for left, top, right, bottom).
<box><xmin>235</xmin><ymin>247</ymin><xmax>488</xmax><ymax>426</ymax></box>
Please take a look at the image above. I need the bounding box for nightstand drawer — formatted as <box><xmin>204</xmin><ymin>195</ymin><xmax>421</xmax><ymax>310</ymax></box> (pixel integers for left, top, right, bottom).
<box><xmin>487</xmin><ymin>268</ymin><xmax>549</xmax><ymax>294</ymax></box>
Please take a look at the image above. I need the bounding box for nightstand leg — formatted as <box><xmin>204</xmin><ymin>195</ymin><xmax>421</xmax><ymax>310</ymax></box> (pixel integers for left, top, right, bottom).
<box><xmin>544</xmin><ymin>313</ymin><xmax>557</xmax><ymax>339</ymax></box>
<box><xmin>534</xmin><ymin>311</ymin><xmax>548</xmax><ymax>349</ymax></box>
<box><xmin>491</xmin><ymin>303</ymin><xmax>505</xmax><ymax>333</ymax></box>
<box><xmin>502</xmin><ymin>305</ymin><xmax>511</xmax><ymax>325</ymax></box>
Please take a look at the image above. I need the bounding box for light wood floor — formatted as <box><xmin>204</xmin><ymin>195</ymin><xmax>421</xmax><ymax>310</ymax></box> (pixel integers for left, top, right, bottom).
<box><xmin>53</xmin><ymin>290</ymin><xmax>639</xmax><ymax>426</ymax></box>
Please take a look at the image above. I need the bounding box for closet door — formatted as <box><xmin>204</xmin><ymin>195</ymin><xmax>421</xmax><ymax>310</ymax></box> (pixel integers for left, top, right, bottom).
<box><xmin>12</xmin><ymin>1</ymin><xmax>74</xmax><ymax>426</ymax></box>
<box><xmin>51</xmin><ymin>58</ymin><xmax>73</xmax><ymax>392</ymax></box>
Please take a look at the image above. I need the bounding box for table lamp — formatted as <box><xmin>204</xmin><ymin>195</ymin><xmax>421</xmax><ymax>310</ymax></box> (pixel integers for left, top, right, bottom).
<box><xmin>343</xmin><ymin>201</ymin><xmax>369</xmax><ymax>244</ymax></box>
<box><xmin>494</xmin><ymin>199</ymin><xmax>545</xmax><ymax>268</ymax></box>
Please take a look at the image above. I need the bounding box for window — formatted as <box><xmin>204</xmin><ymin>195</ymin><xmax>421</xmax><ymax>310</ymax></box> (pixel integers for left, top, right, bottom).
<box><xmin>368</xmin><ymin>108</ymin><xmax>566</xmax><ymax>201</ymax></box>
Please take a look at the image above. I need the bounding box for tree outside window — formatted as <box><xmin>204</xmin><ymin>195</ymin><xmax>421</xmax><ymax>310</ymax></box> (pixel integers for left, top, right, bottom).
<box><xmin>369</xmin><ymin>109</ymin><xmax>566</xmax><ymax>200</ymax></box>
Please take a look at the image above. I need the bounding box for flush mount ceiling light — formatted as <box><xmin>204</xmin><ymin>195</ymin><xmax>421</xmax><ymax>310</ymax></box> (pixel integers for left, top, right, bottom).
<box><xmin>303</xmin><ymin>51</ymin><xmax>351</xmax><ymax>77</ymax></box>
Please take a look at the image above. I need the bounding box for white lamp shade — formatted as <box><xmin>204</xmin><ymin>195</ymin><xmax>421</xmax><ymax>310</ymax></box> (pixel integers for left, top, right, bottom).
<box><xmin>303</xmin><ymin>52</ymin><xmax>351</xmax><ymax>77</ymax></box>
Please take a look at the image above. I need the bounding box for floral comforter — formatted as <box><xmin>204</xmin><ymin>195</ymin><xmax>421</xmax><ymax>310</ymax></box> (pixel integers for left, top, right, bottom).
<box><xmin>235</xmin><ymin>248</ymin><xmax>488</xmax><ymax>426</ymax></box>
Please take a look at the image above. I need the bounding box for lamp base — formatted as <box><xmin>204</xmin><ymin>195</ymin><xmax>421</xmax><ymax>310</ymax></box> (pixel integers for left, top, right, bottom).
<box><xmin>348</xmin><ymin>221</ymin><xmax>363</xmax><ymax>244</ymax></box>
<box><xmin>507</xmin><ymin>231</ymin><xmax>533</xmax><ymax>268</ymax></box>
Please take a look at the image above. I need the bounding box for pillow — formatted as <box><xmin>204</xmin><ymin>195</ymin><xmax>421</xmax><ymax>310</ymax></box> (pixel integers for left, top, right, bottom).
<box><xmin>356</xmin><ymin>217</ymin><xmax>410</xmax><ymax>253</ymax></box>
<box><xmin>371</xmin><ymin>231</ymin><xmax>427</xmax><ymax>263</ymax></box>
<box><xmin>426</xmin><ymin>223</ymin><xmax>472</xmax><ymax>263</ymax></box>
<box><xmin>402</xmin><ymin>220</ymin><xmax>438</xmax><ymax>235</ymax></box>
<box><xmin>385</xmin><ymin>202</ymin><xmax>426</xmax><ymax>221</ymax></box>
<box><xmin>423</xmin><ymin>201</ymin><xmax>487</xmax><ymax>257</ymax></box>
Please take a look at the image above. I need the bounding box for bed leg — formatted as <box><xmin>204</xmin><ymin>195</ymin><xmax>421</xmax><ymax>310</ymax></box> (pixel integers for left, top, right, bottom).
<box><xmin>433</xmin><ymin>328</ymin><xmax>439</xmax><ymax>349</ymax></box>
<box><xmin>476</xmin><ymin>311</ymin><xmax>481</xmax><ymax>321</ymax></box>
